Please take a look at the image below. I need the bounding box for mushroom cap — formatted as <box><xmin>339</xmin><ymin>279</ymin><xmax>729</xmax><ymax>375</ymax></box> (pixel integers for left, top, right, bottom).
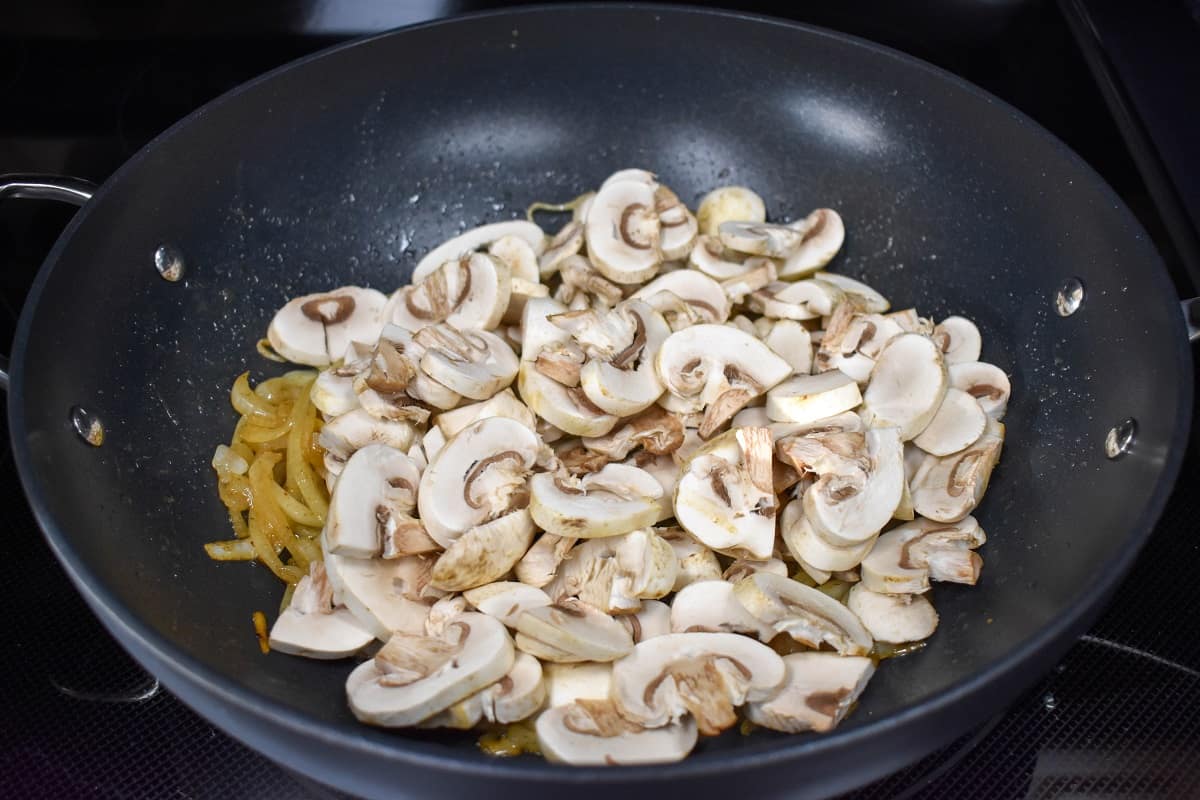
<box><xmin>610</xmin><ymin>632</ymin><xmax>786</xmax><ymax>731</ymax></box>
<box><xmin>346</xmin><ymin>612</ymin><xmax>514</xmax><ymax>727</ymax></box>
<box><xmin>386</xmin><ymin>253</ymin><xmax>511</xmax><ymax>333</ymax></box>
<box><xmin>813</xmin><ymin>271</ymin><xmax>889</xmax><ymax>312</ymax></box>
<box><xmin>733</xmin><ymin>572</ymin><xmax>873</xmax><ymax>655</ymax></box>
<box><xmin>763</xmin><ymin>319</ymin><xmax>814</xmax><ymax>375</ymax></box>
<box><xmin>780</xmin><ymin>498</ymin><xmax>877</xmax><ymax>572</ymax></box>
<box><xmin>802</xmin><ymin>426</ymin><xmax>905</xmax><ymax>547</ymax></box>
<box><xmin>585</xmin><ymin>177</ymin><xmax>662</xmax><ymax>284</ymax></box>
<box><xmin>619</xmin><ymin>599</ymin><xmax>673</xmax><ymax>643</ymax></box>
<box><xmin>912</xmin><ymin>387</ymin><xmax>987</xmax><ymax>457</ymax></box>
<box><xmin>778</xmin><ymin>209</ymin><xmax>846</xmax><ymax>279</ymax></box>
<box><xmin>411</xmin><ymin>220</ymin><xmax>546</xmax><ymax>284</ymax></box>
<box><xmin>267</xmin><ymin>287</ymin><xmax>388</xmax><ymax>367</ymax></box>
<box><xmin>846</xmin><ymin>583</ymin><xmax>938</xmax><ymax>644</ymax></box>
<box><xmin>911</xmin><ymin>423</ymin><xmax>1003</xmax><ymax>522</ymax></box>
<box><xmin>414</xmin><ymin>323</ymin><xmax>519</xmax><ymax>401</ymax></box>
<box><xmin>696</xmin><ymin>185</ymin><xmax>766</xmax><ymax>237</ymax></box>
<box><xmin>430</xmin><ymin>509</ymin><xmax>537</xmax><ymax>592</ymax></box>
<box><xmin>268</xmin><ymin>606</ymin><xmax>374</xmax><ymax>660</ymax></box>
<box><xmin>515</xmin><ymin>599</ymin><xmax>634</xmax><ymax>663</ymax></box>
<box><xmin>537</xmin><ymin>701</ymin><xmax>698</xmax><ymax>766</ymax></box>
<box><xmin>933</xmin><ymin>315</ymin><xmax>982</xmax><ymax>364</ymax></box>
<box><xmin>860</xmin><ymin>515</ymin><xmax>986</xmax><ymax>594</ymax></box>
<box><xmin>948</xmin><ymin>361</ymin><xmax>1011</xmax><ymax>419</ymax></box>
<box><xmin>861</xmin><ymin>333</ymin><xmax>949</xmax><ymax>440</ymax></box>
<box><xmin>529</xmin><ymin>464</ymin><xmax>663</xmax><ymax>538</ymax></box>
<box><xmin>462</xmin><ymin>581</ymin><xmax>552</xmax><ymax>628</ymax></box>
<box><xmin>767</xmin><ymin>371</ymin><xmax>863</xmax><ymax>424</ymax></box>
<box><xmin>322</xmin><ymin>546</ymin><xmax>435</xmax><ymax>641</ymax></box>
<box><xmin>417</xmin><ymin>416</ymin><xmax>542</xmax><ymax>548</ymax></box>
<box><xmin>632</xmin><ymin>269</ymin><xmax>731</xmax><ymax>326</ymax></box>
<box><xmin>325</xmin><ymin>444</ymin><xmax>422</xmax><ymax>558</ymax></box>
<box><xmin>669</xmin><ymin>580</ymin><xmax>775</xmax><ymax>640</ymax></box>
<box><xmin>745</xmin><ymin>652</ymin><xmax>874</xmax><ymax>733</ymax></box>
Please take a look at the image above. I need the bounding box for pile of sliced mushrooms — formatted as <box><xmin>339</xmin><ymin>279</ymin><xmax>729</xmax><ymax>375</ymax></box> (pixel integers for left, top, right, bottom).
<box><xmin>260</xmin><ymin>168</ymin><xmax>1010</xmax><ymax>765</ymax></box>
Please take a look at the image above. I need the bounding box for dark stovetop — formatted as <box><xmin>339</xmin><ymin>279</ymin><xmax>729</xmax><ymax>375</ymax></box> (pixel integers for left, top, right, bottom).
<box><xmin>2</xmin><ymin>2</ymin><xmax>1198</xmax><ymax>798</ymax></box>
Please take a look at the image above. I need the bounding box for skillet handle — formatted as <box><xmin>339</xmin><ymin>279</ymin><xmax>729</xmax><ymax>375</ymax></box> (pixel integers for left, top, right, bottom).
<box><xmin>0</xmin><ymin>174</ymin><xmax>97</xmax><ymax>391</ymax></box>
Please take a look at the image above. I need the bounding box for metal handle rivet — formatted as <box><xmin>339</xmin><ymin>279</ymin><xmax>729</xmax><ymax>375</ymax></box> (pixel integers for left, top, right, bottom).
<box><xmin>154</xmin><ymin>244</ymin><xmax>185</xmax><ymax>282</ymax></box>
<box><xmin>1054</xmin><ymin>277</ymin><xmax>1084</xmax><ymax>317</ymax></box>
<box><xmin>70</xmin><ymin>406</ymin><xmax>105</xmax><ymax>447</ymax></box>
<box><xmin>1104</xmin><ymin>417</ymin><xmax>1136</xmax><ymax>459</ymax></box>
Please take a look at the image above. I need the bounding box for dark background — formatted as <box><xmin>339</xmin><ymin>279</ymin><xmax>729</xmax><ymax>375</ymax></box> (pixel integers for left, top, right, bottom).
<box><xmin>2</xmin><ymin>1</ymin><xmax>1198</xmax><ymax>797</ymax></box>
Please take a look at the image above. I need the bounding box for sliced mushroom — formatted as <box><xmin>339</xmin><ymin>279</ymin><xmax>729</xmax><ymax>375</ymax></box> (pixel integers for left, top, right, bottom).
<box><xmin>421</xmin><ymin>425</ymin><xmax>447</xmax><ymax>463</ymax></box>
<box><xmin>860</xmin><ymin>516</ymin><xmax>987</xmax><ymax>594</ymax></box>
<box><xmin>544</xmin><ymin>662</ymin><xmax>613</xmax><ymax>707</ymax></box>
<box><xmin>411</xmin><ymin>220</ymin><xmax>546</xmax><ymax>284</ymax></box>
<box><xmin>311</xmin><ymin>341</ymin><xmax>374</xmax><ymax>416</ymax></box>
<box><xmin>408</xmin><ymin>322</ymin><xmax>519</xmax><ymax>401</ymax></box>
<box><xmin>747</xmin><ymin>279</ymin><xmax>843</xmax><ymax>321</ymax></box>
<box><xmin>732</xmin><ymin>572</ymin><xmax>873</xmax><ymax>655</ymax></box>
<box><xmin>745</xmin><ymin>652</ymin><xmax>873</xmax><ymax>733</ymax></box>
<box><xmin>537</xmin><ymin>700</ymin><xmax>698</xmax><ymax>766</ymax></box>
<box><xmin>846</xmin><ymin>583</ymin><xmax>938</xmax><ymax>643</ymax></box>
<box><xmin>656</xmin><ymin>324</ymin><xmax>791</xmax><ymax>437</ymax></box>
<box><xmin>860</xmin><ymin>333</ymin><xmax>948</xmax><ymax>440</ymax></box>
<box><xmin>435</xmin><ymin>388</ymin><xmax>536</xmax><ymax>438</ymax></box>
<box><xmin>767</xmin><ymin>371</ymin><xmax>863</xmax><ymax>424</ymax></box>
<box><xmin>543</xmin><ymin>529</ymin><xmax>677</xmax><ymax>613</ymax></box>
<box><xmin>669</xmin><ymin>580</ymin><xmax>774</xmax><ymax>640</ymax></box>
<box><xmin>322</xmin><ymin>545</ymin><xmax>435</xmax><ymax>641</ymax></box>
<box><xmin>777</xmin><ymin>209</ymin><xmax>846</xmax><ymax>279</ymax></box>
<box><xmin>346</xmin><ymin>612</ymin><xmax>514</xmax><ymax>727</ymax></box>
<box><xmin>425</xmin><ymin>595</ymin><xmax>470</xmax><ymax>637</ymax></box>
<box><xmin>585</xmin><ymin>175</ymin><xmax>662</xmax><ymax>284</ymax></box>
<box><xmin>515</xmin><ymin>598</ymin><xmax>634</xmax><ymax>662</ymax></box>
<box><xmin>780</xmin><ymin>498</ymin><xmax>877</xmax><ymax>572</ymax></box>
<box><xmin>722</xmin><ymin>557</ymin><xmax>788</xmax><ymax>584</ymax></box>
<box><xmin>462</xmin><ymin>581</ymin><xmax>552</xmax><ymax>628</ymax></box>
<box><xmin>948</xmin><ymin>361</ymin><xmax>1011</xmax><ymax>419</ymax></box>
<box><xmin>417</xmin><ymin>416</ymin><xmax>542</xmax><ymax>548</ymax></box>
<box><xmin>581</xmin><ymin>406</ymin><xmax>685</xmax><ymax>461</ymax></box>
<box><xmin>515</xmin><ymin>533</ymin><xmax>577</xmax><ymax>588</ymax></box>
<box><xmin>656</xmin><ymin>186</ymin><xmax>699</xmax><ymax>261</ymax></box>
<box><xmin>815</xmin><ymin>302</ymin><xmax>905</xmax><ymax>382</ymax></box>
<box><xmin>318</xmin><ymin>408</ymin><xmax>417</xmax><ymax>467</ymax></box>
<box><xmin>719</xmin><ymin>257</ymin><xmax>778</xmax><ymax>304</ymax></box>
<box><xmin>267</xmin><ymin>287</ymin><xmax>388</xmax><ymax>367</ymax></box>
<box><xmin>555</xmin><ymin>254</ymin><xmax>625</xmax><ymax>309</ymax></box>
<box><xmin>539</xmin><ymin>220</ymin><xmax>585</xmax><ymax>279</ymax></box>
<box><xmin>932</xmin><ymin>316</ymin><xmax>982</xmax><ymax>364</ymax></box>
<box><xmin>430</xmin><ymin>509</ymin><xmax>536</xmax><ymax>592</ymax></box>
<box><xmin>913</xmin><ymin>388</ymin><xmax>987</xmax><ymax>456</ymax></box>
<box><xmin>529</xmin><ymin>463</ymin><xmax>663</xmax><ymax>538</ymax></box>
<box><xmin>813</xmin><ymin>272</ymin><xmax>889</xmax><ymax>313</ymax></box>
<box><xmin>658</xmin><ymin>528</ymin><xmax>723</xmax><ymax>591</ymax></box>
<box><xmin>618</xmin><ymin>600</ymin><xmax>672</xmax><ymax>643</ymax></box>
<box><xmin>718</xmin><ymin>221</ymin><xmax>806</xmax><ymax>258</ymax></box>
<box><xmin>268</xmin><ymin>562</ymin><xmax>374</xmax><ymax>659</ymax></box>
<box><xmin>763</xmin><ymin>319</ymin><xmax>814</xmax><ymax>375</ymax></box>
<box><xmin>688</xmin><ymin>235</ymin><xmax>752</xmax><ymax>280</ymax></box>
<box><xmin>353</xmin><ymin>324</ymin><xmax>461</xmax><ymax>417</ymax></box>
<box><xmin>629</xmin><ymin>452</ymin><xmax>679</xmax><ymax>523</ymax></box>
<box><xmin>519</xmin><ymin>313</ymin><xmax>619</xmax><ymax>437</ymax></box>
<box><xmin>696</xmin><ymin>185</ymin><xmax>766</xmax><ymax>237</ymax></box>
<box><xmin>632</xmin><ymin>269</ymin><xmax>731</xmax><ymax>328</ymax></box>
<box><xmin>325</xmin><ymin>444</ymin><xmax>421</xmax><ymax>558</ymax></box>
<box><xmin>387</xmin><ymin>253</ymin><xmax>511</xmax><ymax>332</ymax></box>
<box><xmin>802</xmin><ymin>426</ymin><xmax>905</xmax><ymax>547</ymax></box>
<box><xmin>610</xmin><ymin>632</ymin><xmax>785</xmax><ymax>735</ymax></box>
<box><xmin>911</xmin><ymin>422</ymin><xmax>1003</xmax><ymax>522</ymax></box>
<box><xmin>421</xmin><ymin>652</ymin><xmax>546</xmax><ymax>729</ymax></box>
<box><xmin>675</xmin><ymin>428</ymin><xmax>778</xmax><ymax>560</ymax></box>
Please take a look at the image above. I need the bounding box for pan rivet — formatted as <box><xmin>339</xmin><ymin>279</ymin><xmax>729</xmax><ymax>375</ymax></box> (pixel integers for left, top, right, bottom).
<box><xmin>70</xmin><ymin>406</ymin><xmax>105</xmax><ymax>447</ymax></box>
<box><xmin>154</xmin><ymin>244</ymin><xmax>185</xmax><ymax>282</ymax></box>
<box><xmin>1054</xmin><ymin>278</ymin><xmax>1084</xmax><ymax>316</ymax></box>
<box><xmin>1104</xmin><ymin>418</ymin><xmax>1136</xmax><ymax>459</ymax></box>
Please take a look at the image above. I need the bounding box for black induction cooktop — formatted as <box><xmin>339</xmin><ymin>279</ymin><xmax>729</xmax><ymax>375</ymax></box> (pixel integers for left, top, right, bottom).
<box><xmin>2</xmin><ymin>2</ymin><xmax>1198</xmax><ymax>798</ymax></box>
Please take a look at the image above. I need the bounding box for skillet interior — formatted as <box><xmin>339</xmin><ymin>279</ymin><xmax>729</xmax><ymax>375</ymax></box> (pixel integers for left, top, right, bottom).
<box><xmin>10</xmin><ymin>6</ymin><xmax>1191</xmax><ymax>798</ymax></box>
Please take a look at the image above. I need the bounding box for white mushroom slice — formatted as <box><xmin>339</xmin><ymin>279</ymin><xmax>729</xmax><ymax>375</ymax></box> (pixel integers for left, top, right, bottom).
<box><xmin>780</xmin><ymin>498</ymin><xmax>876</xmax><ymax>572</ymax></box>
<box><xmin>813</xmin><ymin>272</ymin><xmax>889</xmax><ymax>313</ymax></box>
<box><xmin>311</xmin><ymin>341</ymin><xmax>373</xmax><ymax>416</ymax></box>
<box><xmin>556</xmin><ymin>255</ymin><xmax>624</xmax><ymax>308</ymax></box>
<box><xmin>425</xmin><ymin>595</ymin><xmax>469</xmax><ymax>637</ymax></box>
<box><xmin>544</xmin><ymin>662</ymin><xmax>613</xmax><ymax>707</ymax></box>
<box><xmin>745</xmin><ymin>652</ymin><xmax>873</xmax><ymax>733</ymax></box>
<box><xmin>731</xmin><ymin>406</ymin><xmax>771</xmax><ymax>428</ymax></box>
<box><xmin>696</xmin><ymin>185</ymin><xmax>766</xmax><ymax>237</ymax></box>
<box><xmin>887</xmin><ymin>308</ymin><xmax>933</xmax><ymax>334</ymax></box>
<box><xmin>529</xmin><ymin>464</ymin><xmax>663</xmax><ymax>538</ymax></box>
<box><xmin>618</xmin><ymin>600</ymin><xmax>672</xmax><ymax>643</ymax></box>
<box><xmin>411</xmin><ymin>221</ymin><xmax>546</xmax><ymax>284</ymax></box>
<box><xmin>747</xmin><ymin>279</ymin><xmax>843</xmax><ymax>321</ymax></box>
<box><xmin>318</xmin><ymin>408</ymin><xmax>417</xmax><ymax>464</ymax></box>
<box><xmin>322</xmin><ymin>545</ymin><xmax>434</xmax><ymax>641</ymax></box>
<box><xmin>387</xmin><ymin>253</ymin><xmax>511</xmax><ymax>332</ymax></box>
<box><xmin>421</xmin><ymin>425</ymin><xmax>447</xmax><ymax>464</ymax></box>
<box><xmin>489</xmin><ymin>235</ymin><xmax>539</xmax><ymax>283</ymax></box>
<box><xmin>933</xmin><ymin>315</ymin><xmax>982</xmax><ymax>364</ymax></box>
<box><xmin>771</xmin><ymin>410</ymin><xmax>865</xmax><ymax>441</ymax></box>
<box><xmin>582</xmin><ymin>406</ymin><xmax>685</xmax><ymax>461</ymax></box>
<box><xmin>539</xmin><ymin>220</ymin><xmax>584</xmax><ymax>279</ymax></box>
<box><xmin>764</xmin><ymin>319</ymin><xmax>813</xmax><ymax>375</ymax></box>
<box><xmin>537</xmin><ymin>701</ymin><xmax>698</xmax><ymax>766</ymax></box>
<box><xmin>268</xmin><ymin>563</ymin><xmax>374</xmax><ymax>659</ymax></box>
<box><xmin>629</xmin><ymin>453</ymin><xmax>679</xmax><ymax>523</ymax></box>
<box><xmin>515</xmin><ymin>598</ymin><xmax>634</xmax><ymax>663</ymax></box>
<box><xmin>656</xmin><ymin>324</ymin><xmax>791</xmax><ymax>437</ymax></box>
<box><xmin>586</xmin><ymin>177</ymin><xmax>662</xmax><ymax>284</ymax></box>
<box><xmin>417</xmin><ymin>416</ymin><xmax>541</xmax><ymax>548</ymax></box>
<box><xmin>656</xmin><ymin>186</ymin><xmax>699</xmax><ymax>261</ymax></box>
<box><xmin>544</xmin><ymin>529</ymin><xmax>677</xmax><ymax>613</ymax></box>
<box><xmin>948</xmin><ymin>361</ymin><xmax>1011</xmax><ymax>419</ymax></box>
<box><xmin>860</xmin><ymin>516</ymin><xmax>987</xmax><ymax>594</ymax></box>
<box><xmin>519</xmin><ymin>364</ymin><xmax>619</xmax><ymax>437</ymax></box>
<box><xmin>435</xmin><ymin>388</ymin><xmax>536</xmax><ymax>438</ymax></box>
<box><xmin>719</xmin><ymin>257</ymin><xmax>778</xmax><ymax>304</ymax></box>
<box><xmin>722</xmin><ymin>557</ymin><xmax>788</xmax><ymax>584</ymax></box>
<box><xmin>860</xmin><ymin>333</ymin><xmax>948</xmax><ymax>440</ymax></box>
<box><xmin>660</xmin><ymin>528</ymin><xmax>723</xmax><ymax>590</ymax></box>
<box><xmin>911</xmin><ymin>423</ymin><xmax>1004</xmax><ymax>522</ymax></box>
<box><xmin>422</xmin><ymin>652</ymin><xmax>546</xmax><ymax>729</ymax></box>
<box><xmin>412</xmin><ymin>323</ymin><xmax>519</xmax><ymax>400</ymax></box>
<box><xmin>601</xmin><ymin>168</ymin><xmax>657</xmax><ymax>188</ymax></box>
<box><xmin>669</xmin><ymin>580</ymin><xmax>774</xmax><ymax>641</ymax></box>
<box><xmin>346</xmin><ymin>613</ymin><xmax>514</xmax><ymax>727</ymax></box>
<box><xmin>688</xmin><ymin>235</ymin><xmax>752</xmax><ymax>280</ymax></box>
<box><xmin>325</xmin><ymin>444</ymin><xmax>421</xmax><ymax>558</ymax></box>
<box><xmin>267</xmin><ymin>287</ymin><xmax>388</xmax><ymax>367</ymax></box>
<box><xmin>718</xmin><ymin>221</ymin><xmax>805</xmax><ymax>258</ymax></box>
<box><xmin>632</xmin><ymin>270</ymin><xmax>731</xmax><ymax>327</ymax></box>
<box><xmin>893</xmin><ymin>472</ymin><xmax>916</xmax><ymax>522</ymax></box>
<box><xmin>802</xmin><ymin>427</ymin><xmax>904</xmax><ymax>547</ymax></box>
<box><xmin>815</xmin><ymin>302</ymin><xmax>905</xmax><ymax>382</ymax></box>
<box><xmin>430</xmin><ymin>509</ymin><xmax>536</xmax><ymax>592</ymax></box>
<box><xmin>675</xmin><ymin>428</ymin><xmax>777</xmax><ymax>560</ymax></box>
<box><xmin>767</xmin><ymin>371</ymin><xmax>863</xmax><ymax>424</ymax></box>
<box><xmin>733</xmin><ymin>572</ymin><xmax>873</xmax><ymax>656</ymax></box>
<box><xmin>797</xmin><ymin>558</ymin><xmax>832</xmax><ymax>586</ymax></box>
<box><xmin>515</xmin><ymin>533</ymin><xmax>577</xmax><ymax>588</ymax></box>
<box><xmin>913</xmin><ymin>388</ymin><xmax>987</xmax><ymax>456</ymax></box>
<box><xmin>610</xmin><ymin>632</ymin><xmax>785</xmax><ymax>735</ymax></box>
<box><xmin>846</xmin><ymin>583</ymin><xmax>938</xmax><ymax>643</ymax></box>
<box><xmin>779</xmin><ymin>209</ymin><xmax>846</xmax><ymax>279</ymax></box>
<box><xmin>462</xmin><ymin>582</ymin><xmax>552</xmax><ymax>628</ymax></box>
